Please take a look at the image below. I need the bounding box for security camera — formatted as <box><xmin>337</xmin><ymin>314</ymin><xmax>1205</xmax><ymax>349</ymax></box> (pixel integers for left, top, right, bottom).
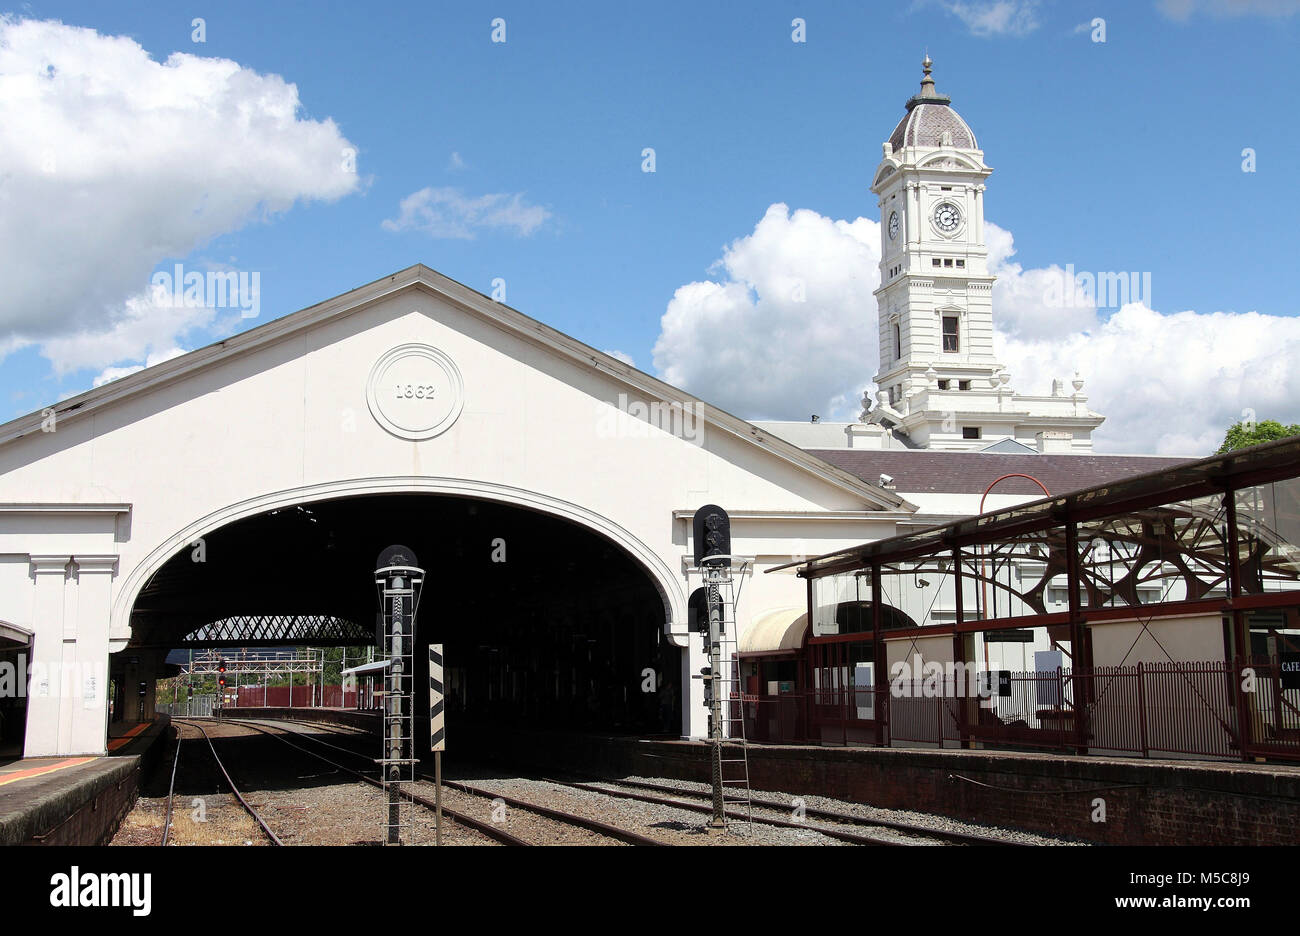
<box><xmin>879</xmin><ymin>473</ymin><xmax>894</xmax><ymax>487</ymax></box>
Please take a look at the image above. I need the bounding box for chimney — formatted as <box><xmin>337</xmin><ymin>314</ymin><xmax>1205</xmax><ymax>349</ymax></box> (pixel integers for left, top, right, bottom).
<box><xmin>1036</xmin><ymin>430</ymin><xmax>1072</xmax><ymax>454</ymax></box>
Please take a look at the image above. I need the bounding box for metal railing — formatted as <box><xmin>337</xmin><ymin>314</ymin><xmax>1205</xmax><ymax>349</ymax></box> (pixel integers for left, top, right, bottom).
<box><xmin>740</xmin><ymin>660</ymin><xmax>1300</xmax><ymax>762</ymax></box>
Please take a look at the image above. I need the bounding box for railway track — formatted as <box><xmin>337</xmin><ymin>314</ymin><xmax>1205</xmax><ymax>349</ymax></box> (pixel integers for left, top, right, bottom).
<box><xmin>207</xmin><ymin>717</ymin><xmax>526</xmax><ymax>846</ymax></box>
<box><xmin>219</xmin><ymin>717</ymin><xmax>666</xmax><ymax>846</ymax></box>
<box><xmin>169</xmin><ymin>719</ymin><xmax>284</xmax><ymax>846</ymax></box>
<box><xmin>226</xmin><ymin>715</ymin><xmax>1020</xmax><ymax>846</ymax></box>
<box><xmin>546</xmin><ymin>776</ymin><xmax>1023</xmax><ymax>846</ymax></box>
<box><xmin>217</xmin><ymin>717</ymin><xmax>664</xmax><ymax>846</ymax></box>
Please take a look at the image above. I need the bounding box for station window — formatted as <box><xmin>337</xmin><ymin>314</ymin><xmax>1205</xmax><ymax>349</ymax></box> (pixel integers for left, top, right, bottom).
<box><xmin>956</xmin><ymin>259</ymin><xmax>965</xmax><ymax>268</ymax></box>
<box><xmin>963</xmin><ymin>426</ymin><xmax>981</xmax><ymax>440</ymax></box>
<box><xmin>942</xmin><ymin>316</ymin><xmax>960</xmax><ymax>352</ymax></box>
<box><xmin>959</xmin><ymin>379</ymin><xmax>971</xmax><ymax>391</ymax></box>
<box><xmin>944</xmin><ymin>258</ymin><xmax>953</xmax><ymax>268</ymax></box>
<box><xmin>932</xmin><ymin>258</ymin><xmax>941</xmax><ymax>267</ymax></box>
<box><xmin>937</xmin><ymin>379</ymin><xmax>950</xmax><ymax>390</ymax></box>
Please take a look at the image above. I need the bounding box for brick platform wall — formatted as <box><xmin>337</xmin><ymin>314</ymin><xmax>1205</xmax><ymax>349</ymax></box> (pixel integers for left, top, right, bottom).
<box><xmin>467</xmin><ymin>730</ymin><xmax>1300</xmax><ymax>846</ymax></box>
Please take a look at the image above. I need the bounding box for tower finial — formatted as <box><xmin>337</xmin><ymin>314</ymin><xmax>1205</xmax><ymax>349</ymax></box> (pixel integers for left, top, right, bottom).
<box><xmin>920</xmin><ymin>54</ymin><xmax>936</xmax><ymax>98</ymax></box>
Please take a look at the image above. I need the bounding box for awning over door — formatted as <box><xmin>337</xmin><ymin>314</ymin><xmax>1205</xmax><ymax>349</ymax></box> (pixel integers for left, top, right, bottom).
<box><xmin>0</xmin><ymin>620</ymin><xmax>32</xmax><ymax>649</ymax></box>
<box><xmin>740</xmin><ymin>607</ymin><xmax>808</xmax><ymax>654</ymax></box>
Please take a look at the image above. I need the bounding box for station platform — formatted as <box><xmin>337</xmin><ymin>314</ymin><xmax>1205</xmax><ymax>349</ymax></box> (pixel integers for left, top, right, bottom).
<box><xmin>0</xmin><ymin>717</ymin><xmax>170</xmax><ymax>845</ymax></box>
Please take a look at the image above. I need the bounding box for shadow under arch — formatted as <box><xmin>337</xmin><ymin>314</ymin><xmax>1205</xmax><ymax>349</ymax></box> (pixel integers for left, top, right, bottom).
<box><xmin>112</xmin><ymin>476</ymin><xmax>687</xmax><ymax>645</ymax></box>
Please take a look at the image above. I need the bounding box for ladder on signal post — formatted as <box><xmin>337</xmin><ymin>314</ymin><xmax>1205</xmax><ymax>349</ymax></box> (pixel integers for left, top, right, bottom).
<box><xmin>702</xmin><ymin>560</ymin><xmax>753</xmax><ymax>829</ymax></box>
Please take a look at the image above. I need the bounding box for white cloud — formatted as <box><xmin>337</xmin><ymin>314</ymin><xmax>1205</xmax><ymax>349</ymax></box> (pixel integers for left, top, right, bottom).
<box><xmin>92</xmin><ymin>345</ymin><xmax>187</xmax><ymax>388</ymax></box>
<box><xmin>1158</xmin><ymin>0</ymin><xmax>1300</xmax><ymax>19</ymax></box>
<box><xmin>604</xmin><ymin>349</ymin><xmax>636</xmax><ymax>367</ymax></box>
<box><xmin>998</xmin><ymin>305</ymin><xmax>1300</xmax><ymax>455</ymax></box>
<box><xmin>653</xmin><ymin>203</ymin><xmax>1300</xmax><ymax>456</ymax></box>
<box><xmin>936</xmin><ymin>0</ymin><xmax>1042</xmax><ymax>36</ymax></box>
<box><xmin>448</xmin><ymin>151</ymin><xmax>466</xmax><ymax>171</ymax></box>
<box><xmin>652</xmin><ymin>204</ymin><xmax>880</xmax><ymax>421</ymax></box>
<box><xmin>0</xmin><ymin>16</ymin><xmax>359</xmax><ymax>361</ymax></box>
<box><xmin>382</xmin><ymin>186</ymin><xmax>551</xmax><ymax>239</ymax></box>
<box><xmin>38</xmin><ymin>287</ymin><xmax>228</xmax><ymax>378</ymax></box>
<box><xmin>985</xmin><ymin>222</ymin><xmax>1100</xmax><ymax>339</ymax></box>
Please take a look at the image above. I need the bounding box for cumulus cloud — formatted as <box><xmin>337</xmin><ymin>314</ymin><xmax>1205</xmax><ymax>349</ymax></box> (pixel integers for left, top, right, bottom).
<box><xmin>604</xmin><ymin>349</ymin><xmax>636</xmax><ymax>367</ymax></box>
<box><xmin>933</xmin><ymin>0</ymin><xmax>1042</xmax><ymax>36</ymax></box>
<box><xmin>652</xmin><ymin>204</ymin><xmax>880</xmax><ymax>421</ymax></box>
<box><xmin>998</xmin><ymin>305</ymin><xmax>1300</xmax><ymax>455</ymax></box>
<box><xmin>653</xmin><ymin>204</ymin><xmax>1300</xmax><ymax>456</ymax></box>
<box><xmin>0</xmin><ymin>16</ymin><xmax>360</xmax><ymax>371</ymax></box>
<box><xmin>985</xmin><ymin>222</ymin><xmax>1099</xmax><ymax>339</ymax></box>
<box><xmin>92</xmin><ymin>346</ymin><xmax>187</xmax><ymax>388</ymax></box>
<box><xmin>44</xmin><ymin>288</ymin><xmax>226</xmax><ymax>378</ymax></box>
<box><xmin>382</xmin><ymin>186</ymin><xmax>551</xmax><ymax>239</ymax></box>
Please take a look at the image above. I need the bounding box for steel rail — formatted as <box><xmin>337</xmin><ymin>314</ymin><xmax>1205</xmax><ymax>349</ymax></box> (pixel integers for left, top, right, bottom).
<box><xmin>160</xmin><ymin>729</ymin><xmax>184</xmax><ymax>846</ymax></box>
<box><xmin>172</xmin><ymin>719</ymin><xmax>284</xmax><ymax>846</ymax></box>
<box><xmin>557</xmin><ymin>776</ymin><xmax>1027</xmax><ymax>846</ymax></box>
<box><xmin>212</xmin><ymin>717</ymin><xmax>529</xmax><ymax>846</ymax></box>
<box><xmin>226</xmin><ymin>715</ymin><xmax>667</xmax><ymax>847</ymax></box>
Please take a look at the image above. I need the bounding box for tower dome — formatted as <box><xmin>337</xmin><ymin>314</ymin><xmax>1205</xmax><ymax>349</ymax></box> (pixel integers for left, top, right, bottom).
<box><xmin>886</xmin><ymin>56</ymin><xmax>978</xmax><ymax>152</ymax></box>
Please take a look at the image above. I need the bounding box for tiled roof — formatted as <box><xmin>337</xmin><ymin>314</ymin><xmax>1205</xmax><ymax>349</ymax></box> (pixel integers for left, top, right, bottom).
<box><xmin>809</xmin><ymin>449</ymin><xmax>1196</xmax><ymax>497</ymax></box>
<box><xmin>888</xmin><ymin>102</ymin><xmax>977</xmax><ymax>151</ymax></box>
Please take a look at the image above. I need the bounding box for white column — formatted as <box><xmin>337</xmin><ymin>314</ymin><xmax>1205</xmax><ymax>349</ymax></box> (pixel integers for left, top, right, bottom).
<box><xmin>680</xmin><ymin>635</ymin><xmax>705</xmax><ymax>739</ymax></box>
<box><xmin>70</xmin><ymin>555</ymin><xmax>117</xmax><ymax>754</ymax></box>
<box><xmin>26</xmin><ymin>556</ymin><xmax>70</xmax><ymax>757</ymax></box>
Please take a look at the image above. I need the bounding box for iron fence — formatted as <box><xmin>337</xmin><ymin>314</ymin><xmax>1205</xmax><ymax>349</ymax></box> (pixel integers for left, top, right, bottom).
<box><xmin>739</xmin><ymin>660</ymin><xmax>1300</xmax><ymax>762</ymax></box>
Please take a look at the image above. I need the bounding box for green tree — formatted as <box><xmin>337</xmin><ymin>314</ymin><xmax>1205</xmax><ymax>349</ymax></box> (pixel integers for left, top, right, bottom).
<box><xmin>1217</xmin><ymin>419</ymin><xmax>1300</xmax><ymax>454</ymax></box>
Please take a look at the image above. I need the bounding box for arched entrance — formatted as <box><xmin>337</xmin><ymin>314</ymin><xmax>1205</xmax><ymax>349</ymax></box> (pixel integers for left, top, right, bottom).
<box><xmin>117</xmin><ymin>487</ymin><xmax>684</xmax><ymax>740</ymax></box>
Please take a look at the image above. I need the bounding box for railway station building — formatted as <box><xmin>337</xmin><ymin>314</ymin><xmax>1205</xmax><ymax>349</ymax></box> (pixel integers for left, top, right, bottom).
<box><xmin>0</xmin><ymin>59</ymin><xmax>1266</xmax><ymax>761</ymax></box>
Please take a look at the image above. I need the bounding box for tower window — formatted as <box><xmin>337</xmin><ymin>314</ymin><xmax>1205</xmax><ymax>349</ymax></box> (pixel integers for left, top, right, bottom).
<box><xmin>937</xmin><ymin>379</ymin><xmax>950</xmax><ymax>390</ymax></box>
<box><xmin>932</xmin><ymin>258</ymin><xmax>941</xmax><ymax>267</ymax></box>
<box><xmin>963</xmin><ymin>427</ymin><xmax>982</xmax><ymax>440</ymax></box>
<box><xmin>944</xmin><ymin>258</ymin><xmax>953</xmax><ymax>268</ymax></box>
<box><xmin>893</xmin><ymin>322</ymin><xmax>901</xmax><ymax>361</ymax></box>
<box><xmin>959</xmin><ymin>379</ymin><xmax>971</xmax><ymax>391</ymax></box>
<box><xmin>942</xmin><ymin>316</ymin><xmax>960</xmax><ymax>352</ymax></box>
<box><xmin>956</xmin><ymin>259</ymin><xmax>965</xmax><ymax>268</ymax></box>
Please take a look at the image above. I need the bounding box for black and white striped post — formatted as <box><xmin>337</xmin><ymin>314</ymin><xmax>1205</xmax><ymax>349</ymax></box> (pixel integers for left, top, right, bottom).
<box><xmin>429</xmin><ymin>643</ymin><xmax>445</xmax><ymax>845</ymax></box>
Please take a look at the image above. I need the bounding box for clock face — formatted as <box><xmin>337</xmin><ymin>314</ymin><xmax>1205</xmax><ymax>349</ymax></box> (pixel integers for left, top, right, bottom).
<box><xmin>888</xmin><ymin>211</ymin><xmax>900</xmax><ymax>240</ymax></box>
<box><xmin>934</xmin><ymin>202</ymin><xmax>962</xmax><ymax>234</ymax></box>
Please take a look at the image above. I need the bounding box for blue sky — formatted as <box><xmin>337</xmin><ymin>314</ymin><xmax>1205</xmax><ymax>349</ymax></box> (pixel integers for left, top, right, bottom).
<box><xmin>2</xmin><ymin>0</ymin><xmax>1298</xmax><ymax>453</ymax></box>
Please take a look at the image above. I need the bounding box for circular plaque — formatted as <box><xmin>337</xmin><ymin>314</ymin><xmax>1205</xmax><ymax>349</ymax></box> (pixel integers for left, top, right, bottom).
<box><xmin>366</xmin><ymin>343</ymin><xmax>464</xmax><ymax>440</ymax></box>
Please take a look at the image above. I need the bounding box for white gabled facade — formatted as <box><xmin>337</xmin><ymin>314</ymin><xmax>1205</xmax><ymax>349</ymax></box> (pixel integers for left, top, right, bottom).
<box><xmin>0</xmin><ymin>265</ymin><xmax>916</xmax><ymax>755</ymax></box>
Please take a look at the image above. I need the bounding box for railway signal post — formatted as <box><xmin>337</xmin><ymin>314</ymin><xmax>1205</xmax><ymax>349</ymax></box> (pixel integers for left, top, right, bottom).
<box><xmin>374</xmin><ymin>545</ymin><xmax>424</xmax><ymax>846</ymax></box>
<box><xmin>693</xmin><ymin>504</ymin><xmax>732</xmax><ymax>832</ymax></box>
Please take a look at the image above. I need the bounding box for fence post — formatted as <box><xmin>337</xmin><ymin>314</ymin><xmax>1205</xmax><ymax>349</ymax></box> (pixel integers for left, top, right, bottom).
<box><xmin>1057</xmin><ymin>667</ymin><xmax>1067</xmax><ymax>751</ymax></box>
<box><xmin>1137</xmin><ymin>662</ymin><xmax>1148</xmax><ymax>757</ymax></box>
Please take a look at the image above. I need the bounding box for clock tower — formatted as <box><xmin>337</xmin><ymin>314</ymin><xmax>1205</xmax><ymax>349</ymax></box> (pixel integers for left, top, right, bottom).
<box><xmin>864</xmin><ymin>57</ymin><xmax>1103</xmax><ymax>451</ymax></box>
